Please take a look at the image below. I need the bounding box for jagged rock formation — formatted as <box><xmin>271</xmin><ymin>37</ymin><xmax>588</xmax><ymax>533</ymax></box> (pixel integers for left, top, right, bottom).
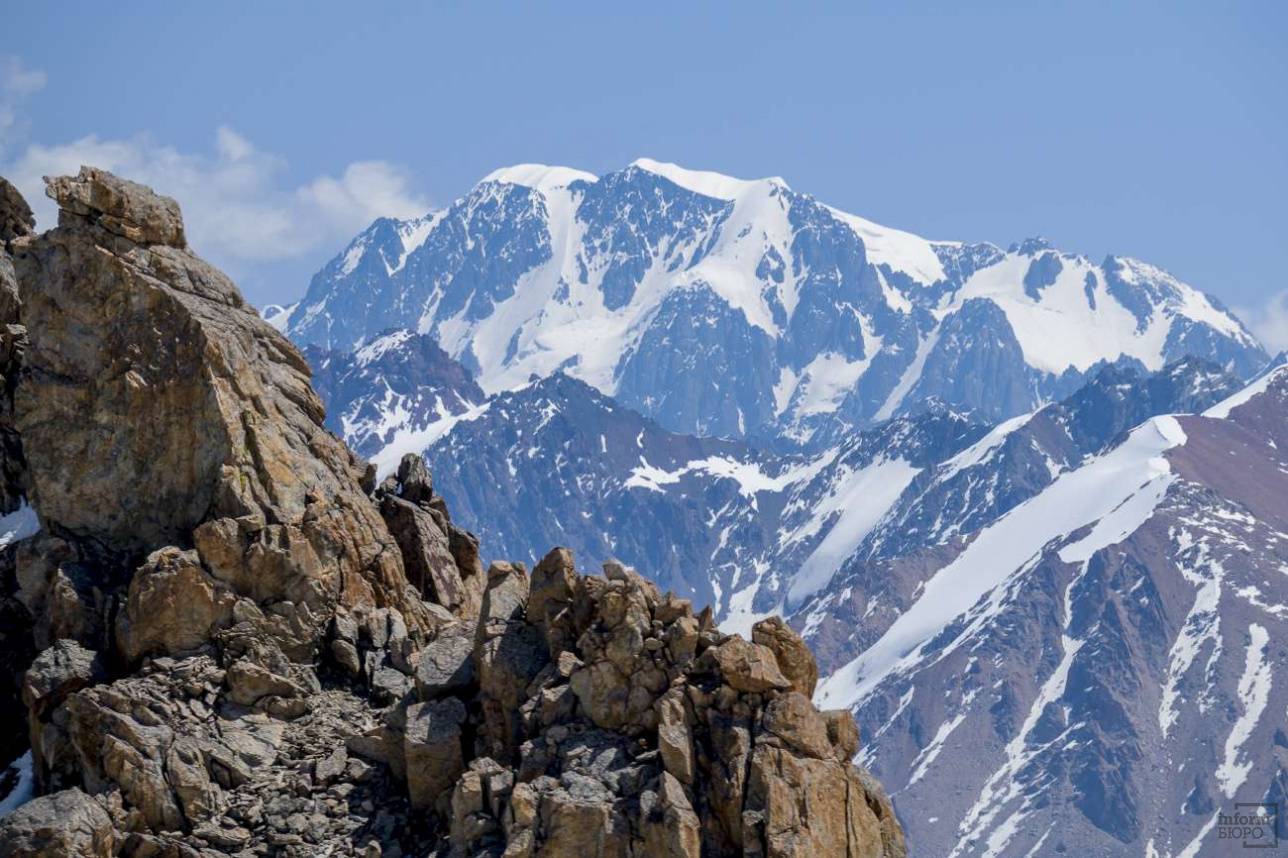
<box><xmin>0</xmin><ymin>169</ymin><xmax>904</xmax><ymax>857</ymax></box>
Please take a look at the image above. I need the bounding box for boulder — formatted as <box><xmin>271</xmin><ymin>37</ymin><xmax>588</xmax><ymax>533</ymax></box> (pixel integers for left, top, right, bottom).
<box><xmin>115</xmin><ymin>546</ymin><xmax>236</xmax><ymax>662</ymax></box>
<box><xmin>655</xmin><ymin>688</ymin><xmax>693</xmax><ymax>784</ymax></box>
<box><xmin>379</xmin><ymin>493</ymin><xmax>465</xmax><ymax>611</ymax></box>
<box><xmin>0</xmin><ymin>175</ymin><xmax>35</xmax><ymax>242</ymax></box>
<box><xmin>761</xmin><ymin>691</ymin><xmax>832</xmax><ymax>759</ymax></box>
<box><xmin>746</xmin><ymin>745</ymin><xmax>905</xmax><ymax>858</ymax></box>
<box><xmin>479</xmin><ymin>561</ymin><xmax>529</xmax><ymax>624</ymax></box>
<box><xmin>752</xmin><ymin>616</ymin><xmax>818</xmax><ymax>697</ymax></box>
<box><xmin>394</xmin><ymin>452</ymin><xmax>434</xmax><ymax>506</ymax></box>
<box><xmin>404</xmin><ymin>697</ymin><xmax>466</xmax><ymax>811</ymax></box>
<box><xmin>415</xmin><ymin>621</ymin><xmax>476</xmax><ymax>698</ymax></box>
<box><xmin>640</xmin><ymin>771</ymin><xmax>701</xmax><ymax>858</ymax></box>
<box><xmin>708</xmin><ymin>635</ymin><xmax>792</xmax><ymax>693</ymax></box>
<box><xmin>0</xmin><ymin>788</ymin><xmax>114</xmax><ymax>857</ymax></box>
<box><xmin>21</xmin><ymin>639</ymin><xmax>104</xmax><ymax>720</ymax></box>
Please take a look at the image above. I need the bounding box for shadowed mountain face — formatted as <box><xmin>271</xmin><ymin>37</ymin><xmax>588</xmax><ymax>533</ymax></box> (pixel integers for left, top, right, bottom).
<box><xmin>283</xmin><ymin>161</ymin><xmax>1265</xmax><ymax>448</ymax></box>
<box><xmin>303</xmin><ymin>330</ymin><xmax>485</xmax><ymax>459</ymax></box>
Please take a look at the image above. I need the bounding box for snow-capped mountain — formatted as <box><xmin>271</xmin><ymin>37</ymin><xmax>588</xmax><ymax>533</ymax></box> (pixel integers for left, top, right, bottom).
<box><xmin>283</xmin><ymin>158</ymin><xmax>1285</xmax><ymax>856</ymax></box>
<box><xmin>284</xmin><ymin>160</ymin><xmax>1265</xmax><ymax>445</ymax></box>
<box><xmin>811</xmin><ymin>363</ymin><xmax>1288</xmax><ymax>856</ymax></box>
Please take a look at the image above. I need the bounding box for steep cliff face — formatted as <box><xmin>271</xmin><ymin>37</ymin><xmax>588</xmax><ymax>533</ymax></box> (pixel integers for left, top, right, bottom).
<box><xmin>0</xmin><ymin>169</ymin><xmax>903</xmax><ymax>857</ymax></box>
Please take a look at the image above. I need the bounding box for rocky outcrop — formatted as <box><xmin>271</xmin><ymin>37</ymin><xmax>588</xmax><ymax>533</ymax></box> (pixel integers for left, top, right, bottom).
<box><xmin>410</xmin><ymin>551</ymin><xmax>905</xmax><ymax>858</ymax></box>
<box><xmin>0</xmin><ymin>169</ymin><xmax>904</xmax><ymax>857</ymax></box>
<box><xmin>11</xmin><ymin>168</ymin><xmax>433</xmax><ymax>651</ymax></box>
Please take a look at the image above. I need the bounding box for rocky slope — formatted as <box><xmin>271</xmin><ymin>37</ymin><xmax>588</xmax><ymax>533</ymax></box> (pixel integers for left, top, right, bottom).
<box><xmin>280</xmin><ymin>160</ymin><xmax>1265</xmax><ymax>446</ymax></box>
<box><xmin>0</xmin><ymin>169</ymin><xmax>904</xmax><ymax>857</ymax></box>
<box><xmin>813</xmin><ymin>365</ymin><xmax>1288</xmax><ymax>856</ymax></box>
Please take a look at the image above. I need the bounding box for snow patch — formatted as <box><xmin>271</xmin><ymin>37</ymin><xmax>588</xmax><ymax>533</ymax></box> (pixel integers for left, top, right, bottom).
<box><xmin>1214</xmin><ymin>623</ymin><xmax>1271</xmax><ymax>798</ymax></box>
<box><xmin>260</xmin><ymin>302</ymin><xmax>297</xmax><ymax>332</ymax></box>
<box><xmin>826</xmin><ymin>206</ymin><xmax>948</xmax><ymax>285</ymax></box>
<box><xmin>0</xmin><ymin>503</ymin><xmax>39</xmax><ymax>549</ymax></box>
<box><xmin>630</xmin><ymin>158</ymin><xmax>784</xmax><ymax>201</ymax></box>
<box><xmin>370</xmin><ymin>400</ymin><xmax>493</xmax><ymax>480</ymax></box>
<box><xmin>0</xmin><ymin>752</ymin><xmax>34</xmax><ymax>818</ymax></box>
<box><xmin>788</xmin><ymin>458</ymin><xmax>920</xmax><ymax>602</ymax></box>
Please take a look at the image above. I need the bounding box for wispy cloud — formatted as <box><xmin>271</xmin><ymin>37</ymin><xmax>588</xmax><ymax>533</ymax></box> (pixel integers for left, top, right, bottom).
<box><xmin>1236</xmin><ymin>291</ymin><xmax>1288</xmax><ymax>354</ymax></box>
<box><xmin>0</xmin><ymin>56</ymin><xmax>47</xmax><ymax>152</ymax></box>
<box><xmin>0</xmin><ymin>56</ymin><xmax>428</xmax><ymax>293</ymax></box>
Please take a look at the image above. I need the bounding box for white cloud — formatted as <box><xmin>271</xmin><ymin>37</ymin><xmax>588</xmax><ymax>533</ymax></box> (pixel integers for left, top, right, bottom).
<box><xmin>0</xmin><ymin>56</ymin><xmax>47</xmax><ymax>150</ymax></box>
<box><xmin>5</xmin><ymin>127</ymin><xmax>429</xmax><ymax>266</ymax></box>
<box><xmin>1237</xmin><ymin>292</ymin><xmax>1288</xmax><ymax>355</ymax></box>
<box><xmin>0</xmin><ymin>56</ymin><xmax>429</xmax><ymax>302</ymax></box>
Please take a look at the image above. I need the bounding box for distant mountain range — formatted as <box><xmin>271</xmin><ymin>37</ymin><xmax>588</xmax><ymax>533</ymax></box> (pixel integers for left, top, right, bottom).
<box><xmin>278</xmin><ymin>159</ymin><xmax>1265</xmax><ymax>448</ymax></box>
<box><xmin>272</xmin><ymin>160</ymin><xmax>1285</xmax><ymax>856</ymax></box>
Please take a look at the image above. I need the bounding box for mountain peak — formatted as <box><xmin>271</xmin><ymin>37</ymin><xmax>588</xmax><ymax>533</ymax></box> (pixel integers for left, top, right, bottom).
<box><xmin>480</xmin><ymin>163</ymin><xmax>597</xmax><ymax>192</ymax></box>
<box><xmin>1009</xmin><ymin>235</ymin><xmax>1055</xmax><ymax>255</ymax></box>
<box><xmin>628</xmin><ymin>157</ymin><xmax>789</xmax><ymax>200</ymax></box>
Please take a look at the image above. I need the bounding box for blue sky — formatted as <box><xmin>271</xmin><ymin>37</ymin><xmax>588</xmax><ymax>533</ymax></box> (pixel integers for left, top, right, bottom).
<box><xmin>2</xmin><ymin>3</ymin><xmax>1286</xmax><ymax>344</ymax></box>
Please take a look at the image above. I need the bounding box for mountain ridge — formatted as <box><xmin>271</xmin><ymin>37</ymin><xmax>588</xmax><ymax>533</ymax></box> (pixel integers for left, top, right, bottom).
<box><xmin>282</xmin><ymin>159</ymin><xmax>1265</xmax><ymax>447</ymax></box>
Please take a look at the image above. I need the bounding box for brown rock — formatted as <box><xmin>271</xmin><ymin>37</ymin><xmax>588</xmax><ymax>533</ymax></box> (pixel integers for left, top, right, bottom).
<box><xmin>404</xmin><ymin>697</ymin><xmax>466</xmax><ymax>811</ymax></box>
<box><xmin>0</xmin><ymin>788</ymin><xmax>115</xmax><ymax>857</ymax></box>
<box><xmin>655</xmin><ymin>689</ymin><xmax>693</xmax><ymax>784</ymax></box>
<box><xmin>21</xmin><ymin>639</ymin><xmax>104</xmax><ymax>719</ymax></box>
<box><xmin>527</xmin><ymin>547</ymin><xmax>578</xmax><ymax>653</ymax></box>
<box><xmin>479</xmin><ymin>562</ymin><xmax>529</xmax><ymax>624</ymax></box>
<box><xmin>115</xmin><ymin>547</ymin><xmax>236</xmax><ymax>662</ymax></box>
<box><xmin>708</xmin><ymin>635</ymin><xmax>792</xmax><ymax>693</ymax></box>
<box><xmin>761</xmin><ymin>691</ymin><xmax>832</xmax><ymax>759</ymax></box>
<box><xmin>12</xmin><ymin>167</ymin><xmax>433</xmax><ymax>656</ymax></box>
<box><xmin>745</xmin><ymin>745</ymin><xmax>906</xmax><ymax>858</ymax></box>
<box><xmin>752</xmin><ymin>616</ymin><xmax>819</xmax><ymax>697</ymax></box>
<box><xmin>45</xmin><ymin>168</ymin><xmax>185</xmax><ymax>247</ymax></box>
<box><xmin>0</xmin><ymin>176</ymin><xmax>35</xmax><ymax>242</ymax></box>
<box><xmin>380</xmin><ymin>491</ymin><xmax>466</xmax><ymax>610</ymax></box>
<box><xmin>477</xmin><ymin>620</ymin><xmax>548</xmax><ymax>759</ymax></box>
<box><xmin>641</xmin><ymin>771</ymin><xmax>701</xmax><ymax>858</ymax></box>
<box><xmin>822</xmin><ymin>709</ymin><xmax>861</xmax><ymax>761</ymax></box>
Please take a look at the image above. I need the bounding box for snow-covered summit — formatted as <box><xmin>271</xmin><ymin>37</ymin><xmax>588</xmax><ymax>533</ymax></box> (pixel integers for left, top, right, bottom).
<box><xmin>284</xmin><ymin>159</ymin><xmax>1267</xmax><ymax>444</ymax></box>
<box><xmin>627</xmin><ymin>157</ymin><xmax>788</xmax><ymax>201</ymax></box>
<box><xmin>481</xmin><ymin>163</ymin><xmax>597</xmax><ymax>193</ymax></box>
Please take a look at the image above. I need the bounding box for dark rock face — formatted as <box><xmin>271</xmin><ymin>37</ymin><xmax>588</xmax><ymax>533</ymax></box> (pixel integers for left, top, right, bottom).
<box><xmin>304</xmin><ymin>330</ymin><xmax>484</xmax><ymax>458</ymax></box>
<box><xmin>0</xmin><ymin>169</ymin><xmax>904</xmax><ymax>857</ymax></box>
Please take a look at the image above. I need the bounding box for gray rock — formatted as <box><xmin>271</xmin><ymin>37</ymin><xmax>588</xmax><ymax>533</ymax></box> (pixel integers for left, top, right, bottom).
<box><xmin>0</xmin><ymin>788</ymin><xmax>114</xmax><ymax>857</ymax></box>
<box><xmin>403</xmin><ymin>697</ymin><xmax>466</xmax><ymax>811</ymax></box>
<box><xmin>415</xmin><ymin>622</ymin><xmax>476</xmax><ymax>698</ymax></box>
